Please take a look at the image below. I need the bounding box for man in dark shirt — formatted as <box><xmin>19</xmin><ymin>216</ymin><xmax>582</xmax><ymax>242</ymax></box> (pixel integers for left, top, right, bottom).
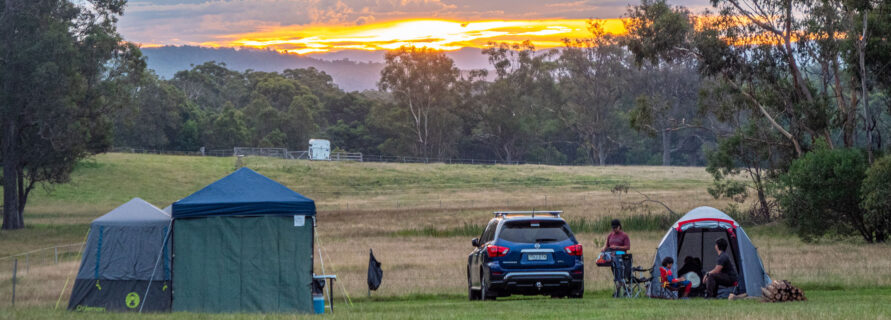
<box><xmin>705</xmin><ymin>238</ymin><xmax>738</xmax><ymax>298</ymax></box>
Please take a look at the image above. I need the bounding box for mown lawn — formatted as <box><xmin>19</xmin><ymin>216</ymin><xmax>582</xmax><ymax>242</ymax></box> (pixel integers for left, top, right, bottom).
<box><xmin>2</xmin><ymin>288</ymin><xmax>889</xmax><ymax>320</ymax></box>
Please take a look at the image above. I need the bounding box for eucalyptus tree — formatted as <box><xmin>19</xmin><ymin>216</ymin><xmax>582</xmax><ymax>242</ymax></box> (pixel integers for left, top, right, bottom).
<box><xmin>629</xmin><ymin>60</ymin><xmax>702</xmax><ymax>166</ymax></box>
<box><xmin>379</xmin><ymin>46</ymin><xmax>462</xmax><ymax>157</ymax></box>
<box><xmin>555</xmin><ymin>22</ymin><xmax>631</xmax><ymax>165</ymax></box>
<box><xmin>624</xmin><ymin>0</ymin><xmax>891</xmax><ymax>222</ymax></box>
<box><xmin>1</xmin><ymin>0</ymin><xmax>146</xmax><ymax>229</ymax></box>
<box><xmin>471</xmin><ymin>41</ymin><xmax>559</xmax><ymax>162</ymax></box>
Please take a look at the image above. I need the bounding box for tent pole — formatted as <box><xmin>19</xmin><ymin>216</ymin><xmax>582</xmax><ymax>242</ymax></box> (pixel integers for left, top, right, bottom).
<box><xmin>140</xmin><ymin>220</ymin><xmax>173</xmax><ymax>313</ymax></box>
<box><xmin>54</xmin><ymin>228</ymin><xmax>91</xmax><ymax>310</ymax></box>
<box><xmin>316</xmin><ymin>228</ymin><xmax>329</xmax><ymax>309</ymax></box>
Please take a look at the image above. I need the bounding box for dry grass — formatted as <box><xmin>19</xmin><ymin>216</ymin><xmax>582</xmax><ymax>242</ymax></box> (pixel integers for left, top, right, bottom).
<box><xmin>0</xmin><ymin>261</ymin><xmax>78</xmax><ymax>308</ymax></box>
<box><xmin>311</xmin><ymin>229</ymin><xmax>891</xmax><ymax>300</ymax></box>
<box><xmin>2</xmin><ymin>153</ymin><xmax>887</xmax><ymax>310</ymax></box>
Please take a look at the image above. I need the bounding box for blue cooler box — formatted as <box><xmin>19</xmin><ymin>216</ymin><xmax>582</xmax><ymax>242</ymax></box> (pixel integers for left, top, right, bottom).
<box><xmin>313</xmin><ymin>294</ymin><xmax>325</xmax><ymax>314</ymax></box>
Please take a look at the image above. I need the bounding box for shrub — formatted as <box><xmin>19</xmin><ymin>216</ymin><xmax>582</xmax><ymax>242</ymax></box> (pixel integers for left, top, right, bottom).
<box><xmin>778</xmin><ymin>147</ymin><xmax>872</xmax><ymax>242</ymax></box>
<box><xmin>861</xmin><ymin>155</ymin><xmax>891</xmax><ymax>243</ymax></box>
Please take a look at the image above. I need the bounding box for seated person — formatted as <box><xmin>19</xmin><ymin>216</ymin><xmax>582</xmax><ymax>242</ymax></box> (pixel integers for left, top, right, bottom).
<box><xmin>677</xmin><ymin>256</ymin><xmax>703</xmax><ymax>296</ymax></box>
<box><xmin>601</xmin><ymin>219</ymin><xmax>631</xmax><ymax>284</ymax></box>
<box><xmin>659</xmin><ymin>257</ymin><xmax>691</xmax><ymax>298</ymax></box>
<box><xmin>704</xmin><ymin>238</ymin><xmax>738</xmax><ymax>298</ymax></box>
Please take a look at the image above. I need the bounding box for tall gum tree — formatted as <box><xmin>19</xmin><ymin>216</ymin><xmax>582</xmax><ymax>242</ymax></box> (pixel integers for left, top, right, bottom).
<box><xmin>555</xmin><ymin>23</ymin><xmax>630</xmax><ymax>165</ymax></box>
<box><xmin>625</xmin><ymin>0</ymin><xmax>879</xmax><ymax>156</ymax></box>
<box><xmin>378</xmin><ymin>46</ymin><xmax>460</xmax><ymax>158</ymax></box>
<box><xmin>1</xmin><ymin>0</ymin><xmax>145</xmax><ymax>229</ymax></box>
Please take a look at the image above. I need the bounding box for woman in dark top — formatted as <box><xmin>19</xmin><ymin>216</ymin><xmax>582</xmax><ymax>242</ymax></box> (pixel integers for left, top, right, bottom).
<box><xmin>704</xmin><ymin>238</ymin><xmax>738</xmax><ymax>298</ymax></box>
<box><xmin>601</xmin><ymin>219</ymin><xmax>631</xmax><ymax>293</ymax></box>
<box><xmin>601</xmin><ymin>219</ymin><xmax>631</xmax><ymax>252</ymax></box>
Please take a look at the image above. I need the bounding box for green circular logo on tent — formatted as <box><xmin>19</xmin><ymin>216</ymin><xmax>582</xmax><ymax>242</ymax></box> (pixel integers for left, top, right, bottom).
<box><xmin>125</xmin><ymin>292</ymin><xmax>140</xmax><ymax>309</ymax></box>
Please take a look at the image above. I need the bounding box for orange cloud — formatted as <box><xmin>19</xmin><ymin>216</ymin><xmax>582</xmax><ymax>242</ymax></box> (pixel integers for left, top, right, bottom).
<box><xmin>197</xmin><ymin>19</ymin><xmax>628</xmax><ymax>54</ymax></box>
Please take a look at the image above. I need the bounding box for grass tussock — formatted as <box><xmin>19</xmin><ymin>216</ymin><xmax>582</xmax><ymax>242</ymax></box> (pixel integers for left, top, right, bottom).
<box><xmin>390</xmin><ymin>213</ymin><xmax>679</xmax><ymax>238</ymax></box>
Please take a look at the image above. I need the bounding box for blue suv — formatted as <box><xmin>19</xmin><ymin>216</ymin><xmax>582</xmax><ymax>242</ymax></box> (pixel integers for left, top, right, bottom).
<box><xmin>467</xmin><ymin>211</ymin><xmax>584</xmax><ymax>300</ymax></box>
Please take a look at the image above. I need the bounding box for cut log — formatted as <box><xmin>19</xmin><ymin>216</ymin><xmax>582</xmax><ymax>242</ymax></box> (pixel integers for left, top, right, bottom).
<box><xmin>760</xmin><ymin>280</ymin><xmax>806</xmax><ymax>303</ymax></box>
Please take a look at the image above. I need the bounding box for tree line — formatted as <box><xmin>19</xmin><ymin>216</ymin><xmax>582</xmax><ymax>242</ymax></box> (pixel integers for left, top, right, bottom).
<box><xmin>115</xmin><ymin>38</ymin><xmax>712</xmax><ymax>167</ymax></box>
<box><xmin>2</xmin><ymin>0</ymin><xmax>891</xmax><ymax>240</ymax></box>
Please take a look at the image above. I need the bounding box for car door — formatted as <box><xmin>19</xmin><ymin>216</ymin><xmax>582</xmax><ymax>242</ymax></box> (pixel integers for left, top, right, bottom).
<box><xmin>470</xmin><ymin>221</ymin><xmax>496</xmax><ymax>287</ymax></box>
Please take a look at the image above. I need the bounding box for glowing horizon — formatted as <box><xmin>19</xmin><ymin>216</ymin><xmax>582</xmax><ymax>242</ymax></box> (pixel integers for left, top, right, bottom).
<box><xmin>154</xmin><ymin>19</ymin><xmax>628</xmax><ymax>54</ymax></box>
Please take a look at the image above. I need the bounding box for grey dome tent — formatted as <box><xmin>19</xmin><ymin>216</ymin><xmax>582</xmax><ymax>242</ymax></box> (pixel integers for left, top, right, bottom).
<box><xmin>171</xmin><ymin>167</ymin><xmax>316</xmax><ymax>313</ymax></box>
<box><xmin>68</xmin><ymin>198</ymin><xmax>172</xmax><ymax>312</ymax></box>
<box><xmin>647</xmin><ymin>206</ymin><xmax>771</xmax><ymax>297</ymax></box>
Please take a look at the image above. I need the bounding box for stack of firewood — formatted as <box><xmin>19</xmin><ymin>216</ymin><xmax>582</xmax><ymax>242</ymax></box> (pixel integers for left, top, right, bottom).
<box><xmin>761</xmin><ymin>280</ymin><xmax>806</xmax><ymax>302</ymax></box>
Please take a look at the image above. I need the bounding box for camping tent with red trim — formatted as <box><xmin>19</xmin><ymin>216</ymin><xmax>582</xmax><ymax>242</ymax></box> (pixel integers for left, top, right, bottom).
<box><xmin>646</xmin><ymin>206</ymin><xmax>771</xmax><ymax>297</ymax></box>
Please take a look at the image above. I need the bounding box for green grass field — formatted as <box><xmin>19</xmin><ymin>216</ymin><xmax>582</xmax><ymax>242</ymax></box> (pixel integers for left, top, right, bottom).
<box><xmin>1</xmin><ymin>153</ymin><xmax>889</xmax><ymax>319</ymax></box>
<box><xmin>3</xmin><ymin>289</ymin><xmax>890</xmax><ymax>320</ymax></box>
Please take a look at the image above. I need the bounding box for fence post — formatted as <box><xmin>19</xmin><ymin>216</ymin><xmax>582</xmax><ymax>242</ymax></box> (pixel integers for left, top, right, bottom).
<box><xmin>12</xmin><ymin>259</ymin><xmax>17</xmax><ymax>307</ymax></box>
<box><xmin>25</xmin><ymin>254</ymin><xmax>29</xmax><ymax>274</ymax></box>
<box><xmin>55</xmin><ymin>247</ymin><xmax>59</xmax><ymax>264</ymax></box>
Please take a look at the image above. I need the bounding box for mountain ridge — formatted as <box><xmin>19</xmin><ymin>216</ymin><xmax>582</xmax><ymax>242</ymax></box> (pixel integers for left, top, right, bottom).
<box><xmin>141</xmin><ymin>46</ymin><xmax>493</xmax><ymax>92</ymax></box>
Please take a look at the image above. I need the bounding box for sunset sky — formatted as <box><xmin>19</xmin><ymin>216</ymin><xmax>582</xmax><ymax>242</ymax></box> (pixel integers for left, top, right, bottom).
<box><xmin>120</xmin><ymin>0</ymin><xmax>710</xmax><ymax>55</ymax></box>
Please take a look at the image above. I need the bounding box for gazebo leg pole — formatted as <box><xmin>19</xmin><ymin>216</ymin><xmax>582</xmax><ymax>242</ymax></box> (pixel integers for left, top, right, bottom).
<box><xmin>329</xmin><ymin>278</ymin><xmax>335</xmax><ymax>313</ymax></box>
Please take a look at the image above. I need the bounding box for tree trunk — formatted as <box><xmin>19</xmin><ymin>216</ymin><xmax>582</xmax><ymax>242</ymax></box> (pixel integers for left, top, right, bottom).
<box><xmin>596</xmin><ymin>139</ymin><xmax>606</xmax><ymax>166</ymax></box>
<box><xmin>859</xmin><ymin>10</ymin><xmax>873</xmax><ymax>164</ymax></box>
<box><xmin>661</xmin><ymin>128</ymin><xmax>671</xmax><ymax>166</ymax></box>
<box><xmin>2</xmin><ymin>120</ymin><xmax>23</xmax><ymax>230</ymax></box>
<box><xmin>756</xmin><ymin>185</ymin><xmax>771</xmax><ymax>223</ymax></box>
<box><xmin>2</xmin><ymin>0</ymin><xmax>23</xmax><ymax>230</ymax></box>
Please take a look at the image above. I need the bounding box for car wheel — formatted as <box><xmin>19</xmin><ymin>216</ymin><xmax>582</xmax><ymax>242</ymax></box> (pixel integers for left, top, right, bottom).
<box><xmin>480</xmin><ymin>271</ymin><xmax>495</xmax><ymax>301</ymax></box>
<box><xmin>569</xmin><ymin>282</ymin><xmax>584</xmax><ymax>299</ymax></box>
<box><xmin>467</xmin><ymin>267</ymin><xmax>480</xmax><ymax>300</ymax></box>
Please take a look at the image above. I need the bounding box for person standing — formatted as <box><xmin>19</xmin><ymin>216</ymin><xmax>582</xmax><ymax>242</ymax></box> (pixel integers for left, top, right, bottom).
<box><xmin>601</xmin><ymin>219</ymin><xmax>631</xmax><ymax>296</ymax></box>
<box><xmin>704</xmin><ymin>238</ymin><xmax>738</xmax><ymax>298</ymax></box>
<box><xmin>602</xmin><ymin>219</ymin><xmax>631</xmax><ymax>252</ymax></box>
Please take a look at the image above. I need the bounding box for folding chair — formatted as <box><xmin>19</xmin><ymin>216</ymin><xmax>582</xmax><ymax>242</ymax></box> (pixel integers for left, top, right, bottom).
<box><xmin>655</xmin><ymin>266</ymin><xmax>682</xmax><ymax>299</ymax></box>
<box><xmin>610</xmin><ymin>254</ymin><xmax>634</xmax><ymax>298</ymax></box>
<box><xmin>628</xmin><ymin>266</ymin><xmax>652</xmax><ymax>298</ymax></box>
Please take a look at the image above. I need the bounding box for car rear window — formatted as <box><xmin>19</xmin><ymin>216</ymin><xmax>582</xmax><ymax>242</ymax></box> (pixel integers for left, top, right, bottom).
<box><xmin>498</xmin><ymin>220</ymin><xmax>571</xmax><ymax>243</ymax></box>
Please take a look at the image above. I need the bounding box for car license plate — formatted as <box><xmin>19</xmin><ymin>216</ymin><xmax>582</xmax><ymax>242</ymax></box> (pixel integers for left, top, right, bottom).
<box><xmin>527</xmin><ymin>254</ymin><xmax>547</xmax><ymax>261</ymax></box>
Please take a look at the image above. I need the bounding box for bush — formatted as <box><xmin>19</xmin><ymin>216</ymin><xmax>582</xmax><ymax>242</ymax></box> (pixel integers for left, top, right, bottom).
<box><xmin>779</xmin><ymin>147</ymin><xmax>874</xmax><ymax>242</ymax></box>
<box><xmin>861</xmin><ymin>155</ymin><xmax>891</xmax><ymax>243</ymax></box>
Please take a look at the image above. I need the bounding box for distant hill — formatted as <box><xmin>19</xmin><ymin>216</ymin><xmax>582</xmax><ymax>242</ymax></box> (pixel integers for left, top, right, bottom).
<box><xmin>141</xmin><ymin>46</ymin><xmax>495</xmax><ymax>92</ymax></box>
<box><xmin>142</xmin><ymin>46</ymin><xmax>385</xmax><ymax>91</ymax></box>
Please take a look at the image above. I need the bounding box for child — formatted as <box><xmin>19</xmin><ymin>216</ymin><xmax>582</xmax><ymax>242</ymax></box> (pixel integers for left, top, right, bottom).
<box><xmin>660</xmin><ymin>257</ymin><xmax>692</xmax><ymax>298</ymax></box>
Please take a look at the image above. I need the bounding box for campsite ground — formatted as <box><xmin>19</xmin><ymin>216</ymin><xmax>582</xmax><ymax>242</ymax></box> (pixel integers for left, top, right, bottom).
<box><xmin>1</xmin><ymin>153</ymin><xmax>890</xmax><ymax>318</ymax></box>
<box><xmin>3</xmin><ymin>288</ymin><xmax>891</xmax><ymax>319</ymax></box>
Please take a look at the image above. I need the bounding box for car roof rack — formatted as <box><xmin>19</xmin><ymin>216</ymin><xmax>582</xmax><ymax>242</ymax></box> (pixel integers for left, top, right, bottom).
<box><xmin>493</xmin><ymin>210</ymin><xmax>562</xmax><ymax>218</ymax></box>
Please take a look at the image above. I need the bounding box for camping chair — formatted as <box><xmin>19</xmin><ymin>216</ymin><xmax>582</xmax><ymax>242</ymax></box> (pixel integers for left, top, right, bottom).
<box><xmin>628</xmin><ymin>266</ymin><xmax>652</xmax><ymax>298</ymax></box>
<box><xmin>611</xmin><ymin>254</ymin><xmax>639</xmax><ymax>298</ymax></box>
<box><xmin>654</xmin><ymin>266</ymin><xmax>681</xmax><ymax>299</ymax></box>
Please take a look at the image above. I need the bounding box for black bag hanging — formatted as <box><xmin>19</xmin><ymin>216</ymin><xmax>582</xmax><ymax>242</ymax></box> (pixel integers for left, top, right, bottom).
<box><xmin>367</xmin><ymin>249</ymin><xmax>383</xmax><ymax>291</ymax></box>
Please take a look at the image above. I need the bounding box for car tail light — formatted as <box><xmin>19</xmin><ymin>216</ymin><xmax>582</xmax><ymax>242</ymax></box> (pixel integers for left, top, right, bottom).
<box><xmin>487</xmin><ymin>245</ymin><xmax>510</xmax><ymax>258</ymax></box>
<box><xmin>564</xmin><ymin>244</ymin><xmax>583</xmax><ymax>256</ymax></box>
